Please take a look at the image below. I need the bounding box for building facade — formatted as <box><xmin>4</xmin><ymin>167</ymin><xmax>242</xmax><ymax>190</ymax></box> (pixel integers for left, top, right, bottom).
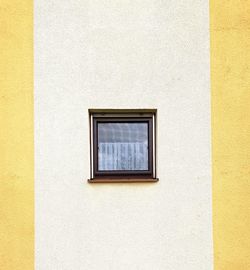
<box><xmin>35</xmin><ymin>1</ymin><xmax>212</xmax><ymax>269</ymax></box>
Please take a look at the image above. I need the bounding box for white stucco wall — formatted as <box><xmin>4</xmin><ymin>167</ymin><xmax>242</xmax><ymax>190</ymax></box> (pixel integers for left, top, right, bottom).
<box><xmin>35</xmin><ymin>1</ymin><xmax>212</xmax><ymax>269</ymax></box>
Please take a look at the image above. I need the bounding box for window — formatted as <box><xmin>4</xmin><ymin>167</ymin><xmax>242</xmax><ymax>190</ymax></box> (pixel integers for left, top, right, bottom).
<box><xmin>89</xmin><ymin>109</ymin><xmax>158</xmax><ymax>183</ymax></box>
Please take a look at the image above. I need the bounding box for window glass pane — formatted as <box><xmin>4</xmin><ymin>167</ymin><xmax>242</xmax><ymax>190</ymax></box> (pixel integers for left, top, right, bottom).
<box><xmin>98</xmin><ymin>122</ymin><xmax>148</xmax><ymax>171</ymax></box>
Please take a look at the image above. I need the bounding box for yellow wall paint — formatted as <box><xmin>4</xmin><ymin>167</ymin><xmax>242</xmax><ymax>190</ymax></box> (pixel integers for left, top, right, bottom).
<box><xmin>211</xmin><ymin>1</ymin><xmax>250</xmax><ymax>269</ymax></box>
<box><xmin>0</xmin><ymin>1</ymin><xmax>33</xmax><ymax>269</ymax></box>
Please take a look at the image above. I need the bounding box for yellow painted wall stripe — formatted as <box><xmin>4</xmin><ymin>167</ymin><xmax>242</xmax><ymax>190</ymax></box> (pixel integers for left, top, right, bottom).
<box><xmin>0</xmin><ymin>1</ymin><xmax>33</xmax><ymax>269</ymax></box>
<box><xmin>211</xmin><ymin>1</ymin><xmax>250</xmax><ymax>269</ymax></box>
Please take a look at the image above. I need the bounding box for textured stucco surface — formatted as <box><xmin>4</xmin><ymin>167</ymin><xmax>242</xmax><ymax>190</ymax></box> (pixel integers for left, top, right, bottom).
<box><xmin>0</xmin><ymin>1</ymin><xmax>34</xmax><ymax>270</ymax></box>
<box><xmin>35</xmin><ymin>1</ymin><xmax>212</xmax><ymax>269</ymax></box>
<box><xmin>211</xmin><ymin>0</ymin><xmax>250</xmax><ymax>269</ymax></box>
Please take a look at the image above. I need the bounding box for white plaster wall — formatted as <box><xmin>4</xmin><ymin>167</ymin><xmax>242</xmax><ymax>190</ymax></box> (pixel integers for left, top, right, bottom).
<box><xmin>35</xmin><ymin>1</ymin><xmax>212</xmax><ymax>269</ymax></box>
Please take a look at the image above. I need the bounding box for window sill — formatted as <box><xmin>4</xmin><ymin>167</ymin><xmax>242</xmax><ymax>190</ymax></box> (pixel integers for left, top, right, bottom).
<box><xmin>88</xmin><ymin>178</ymin><xmax>159</xmax><ymax>183</ymax></box>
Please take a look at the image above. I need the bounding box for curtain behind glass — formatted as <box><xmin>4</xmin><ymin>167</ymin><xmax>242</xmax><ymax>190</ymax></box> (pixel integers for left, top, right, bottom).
<box><xmin>98</xmin><ymin>123</ymin><xmax>148</xmax><ymax>171</ymax></box>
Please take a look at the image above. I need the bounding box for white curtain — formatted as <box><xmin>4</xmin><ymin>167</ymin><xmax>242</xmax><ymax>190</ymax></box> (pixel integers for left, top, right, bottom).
<box><xmin>98</xmin><ymin>142</ymin><xmax>148</xmax><ymax>170</ymax></box>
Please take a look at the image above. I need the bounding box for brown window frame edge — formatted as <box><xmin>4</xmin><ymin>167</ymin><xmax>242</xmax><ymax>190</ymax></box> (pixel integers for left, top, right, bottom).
<box><xmin>88</xmin><ymin>109</ymin><xmax>157</xmax><ymax>183</ymax></box>
<box><xmin>88</xmin><ymin>178</ymin><xmax>159</xmax><ymax>183</ymax></box>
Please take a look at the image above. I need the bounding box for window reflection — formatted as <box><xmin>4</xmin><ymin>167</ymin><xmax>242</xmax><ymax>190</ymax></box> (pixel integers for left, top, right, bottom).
<box><xmin>98</xmin><ymin>123</ymin><xmax>148</xmax><ymax>171</ymax></box>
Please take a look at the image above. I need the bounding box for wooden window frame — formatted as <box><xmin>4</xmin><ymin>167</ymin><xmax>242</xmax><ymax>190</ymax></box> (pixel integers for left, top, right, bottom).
<box><xmin>88</xmin><ymin>110</ymin><xmax>158</xmax><ymax>183</ymax></box>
